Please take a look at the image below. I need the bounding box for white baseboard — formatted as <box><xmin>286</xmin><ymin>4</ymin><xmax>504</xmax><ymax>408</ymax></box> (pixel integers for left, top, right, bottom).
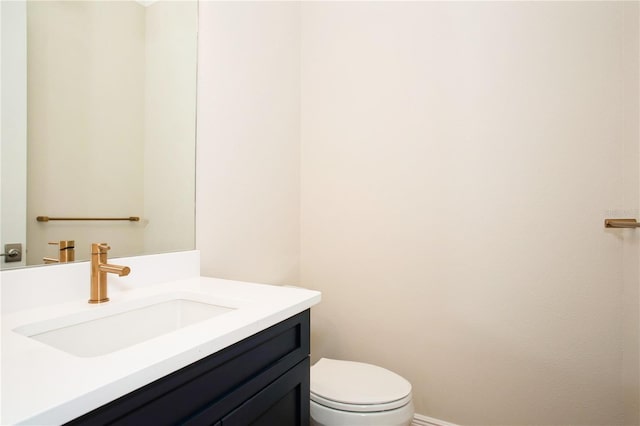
<box><xmin>412</xmin><ymin>413</ymin><xmax>460</xmax><ymax>426</ymax></box>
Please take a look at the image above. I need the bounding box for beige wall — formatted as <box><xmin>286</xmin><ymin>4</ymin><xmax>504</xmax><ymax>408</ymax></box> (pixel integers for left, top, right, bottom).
<box><xmin>196</xmin><ymin>1</ymin><xmax>301</xmax><ymax>284</ymax></box>
<box><xmin>300</xmin><ymin>2</ymin><xmax>639</xmax><ymax>425</ymax></box>
<box><xmin>27</xmin><ymin>1</ymin><xmax>145</xmax><ymax>262</ymax></box>
<box><xmin>195</xmin><ymin>1</ymin><xmax>640</xmax><ymax>424</ymax></box>
<box><xmin>143</xmin><ymin>1</ymin><xmax>197</xmax><ymax>254</ymax></box>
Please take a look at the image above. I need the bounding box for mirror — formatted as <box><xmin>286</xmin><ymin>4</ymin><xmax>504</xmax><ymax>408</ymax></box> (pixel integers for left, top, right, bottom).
<box><xmin>1</xmin><ymin>0</ymin><xmax>197</xmax><ymax>269</ymax></box>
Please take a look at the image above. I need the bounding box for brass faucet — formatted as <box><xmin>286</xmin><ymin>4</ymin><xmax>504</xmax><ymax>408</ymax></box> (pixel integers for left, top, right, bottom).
<box><xmin>43</xmin><ymin>240</ymin><xmax>75</xmax><ymax>264</ymax></box>
<box><xmin>89</xmin><ymin>243</ymin><xmax>130</xmax><ymax>304</ymax></box>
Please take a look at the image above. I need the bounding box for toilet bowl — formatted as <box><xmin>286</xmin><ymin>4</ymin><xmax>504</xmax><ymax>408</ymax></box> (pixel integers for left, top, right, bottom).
<box><xmin>310</xmin><ymin>358</ymin><xmax>415</xmax><ymax>426</ymax></box>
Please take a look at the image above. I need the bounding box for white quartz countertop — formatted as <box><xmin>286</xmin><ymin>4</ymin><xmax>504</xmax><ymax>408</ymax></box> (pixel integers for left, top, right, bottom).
<box><xmin>1</xmin><ymin>276</ymin><xmax>321</xmax><ymax>425</ymax></box>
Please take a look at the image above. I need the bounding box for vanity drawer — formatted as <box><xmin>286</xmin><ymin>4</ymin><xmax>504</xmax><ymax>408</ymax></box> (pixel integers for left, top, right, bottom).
<box><xmin>65</xmin><ymin>310</ymin><xmax>310</xmax><ymax>426</ymax></box>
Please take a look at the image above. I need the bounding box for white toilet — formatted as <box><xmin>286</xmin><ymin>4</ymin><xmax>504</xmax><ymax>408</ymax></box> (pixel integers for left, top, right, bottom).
<box><xmin>310</xmin><ymin>358</ymin><xmax>415</xmax><ymax>426</ymax></box>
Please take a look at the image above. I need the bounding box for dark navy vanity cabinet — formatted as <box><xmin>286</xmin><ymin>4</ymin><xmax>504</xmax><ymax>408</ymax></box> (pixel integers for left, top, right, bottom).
<box><xmin>66</xmin><ymin>310</ymin><xmax>310</xmax><ymax>426</ymax></box>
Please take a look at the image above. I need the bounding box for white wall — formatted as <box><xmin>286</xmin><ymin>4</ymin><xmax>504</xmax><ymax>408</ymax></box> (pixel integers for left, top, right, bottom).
<box><xmin>26</xmin><ymin>1</ymin><xmax>145</xmax><ymax>263</ymax></box>
<box><xmin>300</xmin><ymin>2</ymin><xmax>639</xmax><ymax>425</ymax></box>
<box><xmin>196</xmin><ymin>1</ymin><xmax>301</xmax><ymax>285</ymax></box>
<box><xmin>195</xmin><ymin>1</ymin><xmax>639</xmax><ymax>423</ymax></box>
<box><xmin>143</xmin><ymin>1</ymin><xmax>197</xmax><ymax>255</ymax></box>
<box><xmin>1</xmin><ymin>1</ymin><xmax>27</xmax><ymax>269</ymax></box>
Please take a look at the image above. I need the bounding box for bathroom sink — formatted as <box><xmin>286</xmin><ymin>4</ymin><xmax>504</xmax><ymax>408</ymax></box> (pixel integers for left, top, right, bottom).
<box><xmin>13</xmin><ymin>295</ymin><xmax>235</xmax><ymax>357</ymax></box>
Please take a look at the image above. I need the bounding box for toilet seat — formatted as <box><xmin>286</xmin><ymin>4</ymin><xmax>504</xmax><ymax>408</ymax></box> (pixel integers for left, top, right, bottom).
<box><xmin>310</xmin><ymin>358</ymin><xmax>412</xmax><ymax>413</ymax></box>
<box><xmin>311</xmin><ymin>391</ymin><xmax>412</xmax><ymax>412</ymax></box>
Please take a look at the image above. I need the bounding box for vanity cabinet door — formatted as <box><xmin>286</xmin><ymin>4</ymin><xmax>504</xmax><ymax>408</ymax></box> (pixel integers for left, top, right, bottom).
<box><xmin>221</xmin><ymin>358</ymin><xmax>310</xmax><ymax>426</ymax></box>
<box><xmin>187</xmin><ymin>358</ymin><xmax>310</xmax><ymax>426</ymax></box>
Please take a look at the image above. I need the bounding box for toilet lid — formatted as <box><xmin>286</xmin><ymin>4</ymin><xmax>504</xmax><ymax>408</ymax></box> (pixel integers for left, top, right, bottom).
<box><xmin>310</xmin><ymin>358</ymin><xmax>412</xmax><ymax>412</ymax></box>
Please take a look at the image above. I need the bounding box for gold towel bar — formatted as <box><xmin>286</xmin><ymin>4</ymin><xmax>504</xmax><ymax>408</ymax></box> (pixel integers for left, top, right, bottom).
<box><xmin>37</xmin><ymin>216</ymin><xmax>140</xmax><ymax>222</ymax></box>
<box><xmin>604</xmin><ymin>219</ymin><xmax>640</xmax><ymax>228</ymax></box>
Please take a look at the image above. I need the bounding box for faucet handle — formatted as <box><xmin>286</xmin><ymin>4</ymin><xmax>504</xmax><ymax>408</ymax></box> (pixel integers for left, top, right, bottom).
<box><xmin>49</xmin><ymin>240</ymin><xmax>75</xmax><ymax>249</ymax></box>
<box><xmin>91</xmin><ymin>243</ymin><xmax>111</xmax><ymax>254</ymax></box>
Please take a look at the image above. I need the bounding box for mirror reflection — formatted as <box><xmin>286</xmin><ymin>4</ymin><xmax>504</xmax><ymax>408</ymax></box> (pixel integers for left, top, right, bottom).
<box><xmin>1</xmin><ymin>0</ymin><xmax>197</xmax><ymax>269</ymax></box>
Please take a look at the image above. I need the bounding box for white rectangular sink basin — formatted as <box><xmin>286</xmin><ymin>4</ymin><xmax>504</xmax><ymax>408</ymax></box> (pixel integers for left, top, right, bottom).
<box><xmin>14</xmin><ymin>297</ymin><xmax>234</xmax><ymax>357</ymax></box>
